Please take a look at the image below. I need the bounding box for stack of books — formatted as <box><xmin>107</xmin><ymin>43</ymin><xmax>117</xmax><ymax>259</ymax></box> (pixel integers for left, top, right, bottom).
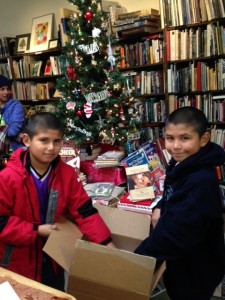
<box><xmin>117</xmin><ymin>192</ymin><xmax>161</xmax><ymax>214</ymax></box>
<box><xmin>94</xmin><ymin>150</ymin><xmax>125</xmax><ymax>168</ymax></box>
<box><xmin>113</xmin><ymin>9</ymin><xmax>161</xmax><ymax>38</ymax></box>
<box><xmin>84</xmin><ymin>182</ymin><xmax>125</xmax><ymax>207</ymax></box>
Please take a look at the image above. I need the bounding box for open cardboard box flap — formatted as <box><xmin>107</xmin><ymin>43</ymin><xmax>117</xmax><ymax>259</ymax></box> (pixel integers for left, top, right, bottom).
<box><xmin>43</xmin><ymin>207</ymin><xmax>166</xmax><ymax>299</ymax></box>
<box><xmin>93</xmin><ymin>203</ymin><xmax>151</xmax><ymax>251</ymax></box>
<box><xmin>43</xmin><ymin>216</ymin><xmax>83</xmax><ymax>272</ymax></box>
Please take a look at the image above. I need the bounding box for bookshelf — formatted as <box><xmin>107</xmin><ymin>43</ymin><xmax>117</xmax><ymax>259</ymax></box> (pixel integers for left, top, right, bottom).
<box><xmin>159</xmin><ymin>0</ymin><xmax>225</xmax><ymax>149</ymax></box>
<box><xmin>0</xmin><ymin>47</ymin><xmax>65</xmax><ymax>118</ymax></box>
<box><xmin>116</xmin><ymin>26</ymin><xmax>167</xmax><ymax>142</ymax></box>
<box><xmin>113</xmin><ymin>1</ymin><xmax>225</xmax><ymax>147</ymax></box>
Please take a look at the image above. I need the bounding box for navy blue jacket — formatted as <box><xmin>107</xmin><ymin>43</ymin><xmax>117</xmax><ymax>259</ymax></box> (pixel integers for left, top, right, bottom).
<box><xmin>0</xmin><ymin>97</ymin><xmax>25</xmax><ymax>151</ymax></box>
<box><xmin>135</xmin><ymin>142</ymin><xmax>225</xmax><ymax>300</ymax></box>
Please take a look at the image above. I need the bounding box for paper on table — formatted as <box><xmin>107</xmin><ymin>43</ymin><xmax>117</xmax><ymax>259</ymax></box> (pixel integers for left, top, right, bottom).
<box><xmin>0</xmin><ymin>281</ymin><xmax>20</xmax><ymax>300</ymax></box>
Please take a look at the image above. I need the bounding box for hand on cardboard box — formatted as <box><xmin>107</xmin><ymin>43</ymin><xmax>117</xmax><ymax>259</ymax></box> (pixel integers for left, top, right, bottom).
<box><xmin>151</xmin><ymin>208</ymin><xmax>161</xmax><ymax>228</ymax></box>
<box><xmin>37</xmin><ymin>224</ymin><xmax>59</xmax><ymax>238</ymax></box>
<box><xmin>106</xmin><ymin>242</ymin><xmax>117</xmax><ymax>249</ymax></box>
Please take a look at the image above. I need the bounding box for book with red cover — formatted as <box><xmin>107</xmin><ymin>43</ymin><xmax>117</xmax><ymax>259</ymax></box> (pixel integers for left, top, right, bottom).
<box><xmin>59</xmin><ymin>140</ymin><xmax>80</xmax><ymax>173</ymax></box>
<box><xmin>117</xmin><ymin>192</ymin><xmax>161</xmax><ymax>214</ymax></box>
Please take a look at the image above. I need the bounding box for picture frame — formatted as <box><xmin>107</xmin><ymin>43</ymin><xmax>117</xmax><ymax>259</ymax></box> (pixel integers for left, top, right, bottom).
<box><xmin>15</xmin><ymin>33</ymin><xmax>31</xmax><ymax>54</ymax></box>
<box><xmin>30</xmin><ymin>13</ymin><xmax>53</xmax><ymax>52</ymax></box>
<box><xmin>48</xmin><ymin>38</ymin><xmax>58</xmax><ymax>49</ymax></box>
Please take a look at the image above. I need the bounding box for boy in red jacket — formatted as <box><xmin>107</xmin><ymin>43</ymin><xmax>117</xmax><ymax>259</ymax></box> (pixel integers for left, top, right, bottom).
<box><xmin>0</xmin><ymin>112</ymin><xmax>113</xmax><ymax>291</ymax></box>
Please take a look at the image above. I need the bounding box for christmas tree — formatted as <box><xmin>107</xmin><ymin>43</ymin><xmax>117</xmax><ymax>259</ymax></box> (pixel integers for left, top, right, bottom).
<box><xmin>55</xmin><ymin>0</ymin><xmax>141</xmax><ymax>148</ymax></box>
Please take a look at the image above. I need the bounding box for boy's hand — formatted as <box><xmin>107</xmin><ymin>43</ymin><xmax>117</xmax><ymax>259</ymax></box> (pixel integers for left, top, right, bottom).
<box><xmin>37</xmin><ymin>224</ymin><xmax>59</xmax><ymax>238</ymax></box>
<box><xmin>106</xmin><ymin>242</ymin><xmax>117</xmax><ymax>249</ymax></box>
<box><xmin>151</xmin><ymin>208</ymin><xmax>161</xmax><ymax>228</ymax></box>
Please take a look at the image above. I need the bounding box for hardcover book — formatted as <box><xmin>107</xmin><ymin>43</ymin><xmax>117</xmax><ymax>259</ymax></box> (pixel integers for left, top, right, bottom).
<box><xmin>117</xmin><ymin>192</ymin><xmax>161</xmax><ymax>214</ymax></box>
<box><xmin>125</xmin><ymin>164</ymin><xmax>155</xmax><ymax>202</ymax></box>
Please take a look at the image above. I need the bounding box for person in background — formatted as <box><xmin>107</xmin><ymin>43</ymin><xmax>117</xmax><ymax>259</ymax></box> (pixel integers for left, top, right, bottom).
<box><xmin>0</xmin><ymin>74</ymin><xmax>25</xmax><ymax>151</ymax></box>
<box><xmin>0</xmin><ymin>112</ymin><xmax>114</xmax><ymax>291</ymax></box>
<box><xmin>135</xmin><ymin>107</ymin><xmax>225</xmax><ymax>300</ymax></box>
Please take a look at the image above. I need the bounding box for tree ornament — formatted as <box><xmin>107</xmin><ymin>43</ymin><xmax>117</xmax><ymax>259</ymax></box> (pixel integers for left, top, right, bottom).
<box><xmin>120</xmin><ymin>104</ymin><xmax>125</xmax><ymax>121</ymax></box>
<box><xmin>84</xmin><ymin>102</ymin><xmax>93</xmax><ymax>118</ymax></box>
<box><xmin>66</xmin><ymin>101</ymin><xmax>76</xmax><ymax>110</ymax></box>
<box><xmin>75</xmin><ymin>108</ymin><xmax>84</xmax><ymax>117</ymax></box>
<box><xmin>111</xmin><ymin>127</ymin><xmax>115</xmax><ymax>137</ymax></box>
<box><xmin>92</xmin><ymin>27</ymin><xmax>101</xmax><ymax>38</ymax></box>
<box><xmin>84</xmin><ymin>10</ymin><xmax>94</xmax><ymax>22</ymax></box>
<box><xmin>107</xmin><ymin>42</ymin><xmax>116</xmax><ymax>70</ymax></box>
<box><xmin>66</xmin><ymin>65</ymin><xmax>77</xmax><ymax>80</ymax></box>
<box><xmin>128</xmin><ymin>107</ymin><xmax>134</xmax><ymax>114</ymax></box>
<box><xmin>101</xmin><ymin>21</ymin><xmax>108</xmax><ymax>31</ymax></box>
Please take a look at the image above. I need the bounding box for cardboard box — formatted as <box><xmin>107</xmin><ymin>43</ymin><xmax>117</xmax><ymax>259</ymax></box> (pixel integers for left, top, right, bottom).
<box><xmin>44</xmin><ymin>206</ymin><xmax>165</xmax><ymax>300</ymax></box>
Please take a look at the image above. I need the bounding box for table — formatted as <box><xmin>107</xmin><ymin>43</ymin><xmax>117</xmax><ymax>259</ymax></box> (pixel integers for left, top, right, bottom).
<box><xmin>0</xmin><ymin>267</ymin><xmax>76</xmax><ymax>299</ymax></box>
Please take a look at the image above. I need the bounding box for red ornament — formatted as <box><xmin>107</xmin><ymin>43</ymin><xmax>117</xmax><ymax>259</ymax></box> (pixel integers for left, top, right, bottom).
<box><xmin>84</xmin><ymin>11</ymin><xmax>94</xmax><ymax>22</ymax></box>
<box><xmin>66</xmin><ymin>65</ymin><xmax>77</xmax><ymax>80</ymax></box>
<box><xmin>75</xmin><ymin>108</ymin><xmax>84</xmax><ymax>117</ymax></box>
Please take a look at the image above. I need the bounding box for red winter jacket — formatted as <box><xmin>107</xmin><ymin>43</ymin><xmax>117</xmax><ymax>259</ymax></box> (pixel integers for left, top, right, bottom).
<box><xmin>0</xmin><ymin>149</ymin><xmax>111</xmax><ymax>281</ymax></box>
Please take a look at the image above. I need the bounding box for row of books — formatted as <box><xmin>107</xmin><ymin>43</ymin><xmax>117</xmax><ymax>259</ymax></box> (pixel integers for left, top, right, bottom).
<box><xmin>0</xmin><ymin>59</ymin><xmax>12</xmax><ymax>79</ymax></box>
<box><xmin>160</xmin><ymin>0</ymin><xmax>225</xmax><ymax>28</ymax></box>
<box><xmin>123</xmin><ymin>70</ymin><xmax>164</xmax><ymax>95</ymax></box>
<box><xmin>167</xmin><ymin>24</ymin><xmax>225</xmax><ymax>61</ymax></box>
<box><xmin>168</xmin><ymin>94</ymin><xmax>225</xmax><ymax>124</ymax></box>
<box><xmin>130</xmin><ymin>98</ymin><xmax>165</xmax><ymax>126</ymax></box>
<box><xmin>142</xmin><ymin>98</ymin><xmax>167</xmax><ymax>123</ymax></box>
<box><xmin>142</xmin><ymin>126</ymin><xmax>164</xmax><ymax>143</ymax></box>
<box><xmin>15</xmin><ymin>81</ymin><xmax>56</xmax><ymax>101</ymax></box>
<box><xmin>167</xmin><ymin>59</ymin><xmax>225</xmax><ymax>93</ymax></box>
<box><xmin>119</xmin><ymin>35</ymin><xmax>163</xmax><ymax>69</ymax></box>
<box><xmin>210</xmin><ymin>126</ymin><xmax>225</xmax><ymax>148</ymax></box>
<box><xmin>0</xmin><ymin>37</ymin><xmax>15</xmax><ymax>58</ymax></box>
<box><xmin>12</xmin><ymin>55</ymin><xmax>64</xmax><ymax>79</ymax></box>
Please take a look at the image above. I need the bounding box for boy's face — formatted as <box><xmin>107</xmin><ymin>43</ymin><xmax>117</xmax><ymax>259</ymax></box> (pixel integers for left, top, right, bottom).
<box><xmin>164</xmin><ymin>123</ymin><xmax>210</xmax><ymax>162</ymax></box>
<box><xmin>22</xmin><ymin>129</ymin><xmax>63</xmax><ymax>172</ymax></box>
<box><xmin>0</xmin><ymin>86</ymin><xmax>11</xmax><ymax>102</ymax></box>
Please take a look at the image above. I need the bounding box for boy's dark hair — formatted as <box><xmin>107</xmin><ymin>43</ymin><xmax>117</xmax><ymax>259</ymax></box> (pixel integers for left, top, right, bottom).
<box><xmin>24</xmin><ymin>112</ymin><xmax>64</xmax><ymax>138</ymax></box>
<box><xmin>166</xmin><ymin>106</ymin><xmax>208</xmax><ymax>136</ymax></box>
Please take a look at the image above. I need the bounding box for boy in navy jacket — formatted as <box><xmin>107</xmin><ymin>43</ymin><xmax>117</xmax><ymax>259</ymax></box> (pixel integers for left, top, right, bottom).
<box><xmin>135</xmin><ymin>107</ymin><xmax>225</xmax><ymax>300</ymax></box>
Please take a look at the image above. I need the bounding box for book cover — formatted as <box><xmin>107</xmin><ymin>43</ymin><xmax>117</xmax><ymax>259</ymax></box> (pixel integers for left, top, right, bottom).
<box><xmin>91</xmin><ymin>182</ymin><xmax>115</xmax><ymax>197</ymax></box>
<box><xmin>31</xmin><ymin>61</ymin><xmax>42</xmax><ymax>77</ymax></box>
<box><xmin>59</xmin><ymin>140</ymin><xmax>80</xmax><ymax>173</ymax></box>
<box><xmin>156</xmin><ymin>137</ymin><xmax>172</xmax><ymax>167</ymax></box>
<box><xmin>121</xmin><ymin>148</ymin><xmax>149</xmax><ymax>168</ymax></box>
<box><xmin>85</xmin><ymin>184</ymin><xmax>125</xmax><ymax>205</ymax></box>
<box><xmin>125</xmin><ymin>164</ymin><xmax>155</xmax><ymax>202</ymax></box>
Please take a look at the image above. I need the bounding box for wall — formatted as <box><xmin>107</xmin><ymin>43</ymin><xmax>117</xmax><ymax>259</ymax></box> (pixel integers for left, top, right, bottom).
<box><xmin>0</xmin><ymin>0</ymin><xmax>159</xmax><ymax>37</ymax></box>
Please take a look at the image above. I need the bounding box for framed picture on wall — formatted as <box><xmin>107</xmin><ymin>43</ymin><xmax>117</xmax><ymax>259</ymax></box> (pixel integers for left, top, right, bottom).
<box><xmin>48</xmin><ymin>38</ymin><xmax>59</xmax><ymax>49</ymax></box>
<box><xmin>30</xmin><ymin>13</ymin><xmax>53</xmax><ymax>52</ymax></box>
<box><xmin>15</xmin><ymin>33</ymin><xmax>31</xmax><ymax>54</ymax></box>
